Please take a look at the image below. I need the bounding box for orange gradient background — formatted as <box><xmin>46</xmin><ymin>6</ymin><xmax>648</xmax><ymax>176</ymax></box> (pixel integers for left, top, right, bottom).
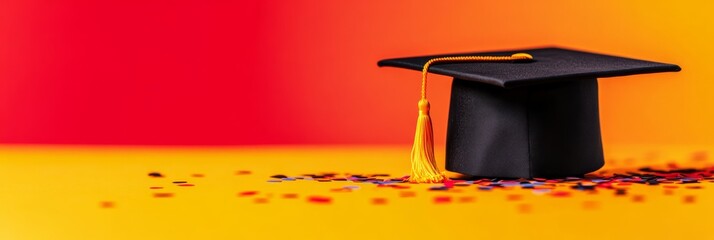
<box><xmin>0</xmin><ymin>0</ymin><xmax>710</xmax><ymax>146</ymax></box>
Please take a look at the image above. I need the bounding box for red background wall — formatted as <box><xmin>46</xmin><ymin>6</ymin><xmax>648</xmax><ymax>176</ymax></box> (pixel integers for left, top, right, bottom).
<box><xmin>0</xmin><ymin>1</ymin><xmax>709</xmax><ymax>145</ymax></box>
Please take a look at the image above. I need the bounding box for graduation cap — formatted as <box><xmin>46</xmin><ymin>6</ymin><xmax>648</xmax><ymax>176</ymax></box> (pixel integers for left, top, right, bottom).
<box><xmin>378</xmin><ymin>47</ymin><xmax>680</xmax><ymax>182</ymax></box>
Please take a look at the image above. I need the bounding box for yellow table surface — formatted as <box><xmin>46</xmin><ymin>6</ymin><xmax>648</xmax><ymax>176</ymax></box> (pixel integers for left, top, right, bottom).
<box><xmin>1</xmin><ymin>144</ymin><xmax>712</xmax><ymax>240</ymax></box>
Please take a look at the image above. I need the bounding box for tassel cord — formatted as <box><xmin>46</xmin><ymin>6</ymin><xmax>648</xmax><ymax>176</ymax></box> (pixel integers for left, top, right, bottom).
<box><xmin>409</xmin><ymin>53</ymin><xmax>533</xmax><ymax>183</ymax></box>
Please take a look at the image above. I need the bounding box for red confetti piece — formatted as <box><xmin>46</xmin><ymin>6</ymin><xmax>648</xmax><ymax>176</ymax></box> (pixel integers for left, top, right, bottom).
<box><xmin>177</xmin><ymin>184</ymin><xmax>194</xmax><ymax>187</ymax></box>
<box><xmin>683</xmin><ymin>195</ymin><xmax>696</xmax><ymax>204</ymax></box>
<box><xmin>235</xmin><ymin>170</ymin><xmax>252</xmax><ymax>175</ymax></box>
<box><xmin>458</xmin><ymin>196</ymin><xmax>475</xmax><ymax>203</ymax></box>
<box><xmin>372</xmin><ymin>198</ymin><xmax>387</xmax><ymax>205</ymax></box>
<box><xmin>149</xmin><ymin>187</ymin><xmax>163</xmax><ymax>189</ymax></box>
<box><xmin>399</xmin><ymin>191</ymin><xmax>416</xmax><ymax>197</ymax></box>
<box><xmin>582</xmin><ymin>201</ymin><xmax>599</xmax><ymax>210</ymax></box>
<box><xmin>443</xmin><ymin>180</ymin><xmax>456</xmax><ymax>188</ymax></box>
<box><xmin>282</xmin><ymin>193</ymin><xmax>298</xmax><ymax>199</ymax></box>
<box><xmin>254</xmin><ymin>198</ymin><xmax>269</xmax><ymax>204</ymax></box>
<box><xmin>663</xmin><ymin>185</ymin><xmax>679</xmax><ymax>189</ymax></box>
<box><xmin>100</xmin><ymin>201</ymin><xmax>115</xmax><ymax>208</ymax></box>
<box><xmin>307</xmin><ymin>196</ymin><xmax>332</xmax><ymax>204</ymax></box>
<box><xmin>433</xmin><ymin>196</ymin><xmax>452</xmax><ymax>204</ymax></box>
<box><xmin>517</xmin><ymin>204</ymin><xmax>532</xmax><ymax>213</ymax></box>
<box><xmin>551</xmin><ymin>191</ymin><xmax>571</xmax><ymax>197</ymax></box>
<box><xmin>191</xmin><ymin>174</ymin><xmax>205</xmax><ymax>178</ymax></box>
<box><xmin>506</xmin><ymin>194</ymin><xmax>523</xmax><ymax>201</ymax></box>
<box><xmin>632</xmin><ymin>195</ymin><xmax>645</xmax><ymax>202</ymax></box>
<box><xmin>664</xmin><ymin>189</ymin><xmax>675</xmax><ymax>195</ymax></box>
<box><xmin>238</xmin><ymin>191</ymin><xmax>258</xmax><ymax>197</ymax></box>
<box><xmin>685</xmin><ymin>186</ymin><xmax>703</xmax><ymax>189</ymax></box>
<box><xmin>153</xmin><ymin>193</ymin><xmax>174</xmax><ymax>198</ymax></box>
<box><xmin>691</xmin><ymin>151</ymin><xmax>708</xmax><ymax>162</ymax></box>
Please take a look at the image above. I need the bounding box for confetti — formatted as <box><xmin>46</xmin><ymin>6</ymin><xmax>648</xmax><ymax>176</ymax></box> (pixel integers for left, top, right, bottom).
<box><xmin>256</xmin><ymin>163</ymin><xmax>713</xmax><ymax>206</ymax></box>
<box><xmin>681</xmin><ymin>178</ymin><xmax>699</xmax><ymax>184</ymax></box>
<box><xmin>254</xmin><ymin>198</ymin><xmax>269</xmax><ymax>204</ymax></box>
<box><xmin>149</xmin><ymin>186</ymin><xmax>163</xmax><ymax>189</ymax></box>
<box><xmin>582</xmin><ymin>201</ymin><xmax>599</xmax><ymax>210</ymax></box>
<box><xmin>307</xmin><ymin>196</ymin><xmax>332</xmax><ymax>204</ymax></box>
<box><xmin>683</xmin><ymin>195</ymin><xmax>696</xmax><ymax>204</ymax></box>
<box><xmin>615</xmin><ymin>189</ymin><xmax>627</xmax><ymax>196</ymax></box>
<box><xmin>532</xmin><ymin>189</ymin><xmax>551</xmax><ymax>195</ymax></box>
<box><xmin>282</xmin><ymin>193</ymin><xmax>298</xmax><ymax>199</ymax></box>
<box><xmin>153</xmin><ymin>193</ymin><xmax>174</xmax><ymax>198</ymax></box>
<box><xmin>238</xmin><ymin>191</ymin><xmax>258</xmax><ymax>197</ymax></box>
<box><xmin>235</xmin><ymin>170</ymin><xmax>252</xmax><ymax>175</ymax></box>
<box><xmin>191</xmin><ymin>174</ymin><xmax>205</xmax><ymax>178</ymax></box>
<box><xmin>551</xmin><ymin>191</ymin><xmax>571</xmax><ymax>197</ymax></box>
<box><xmin>506</xmin><ymin>194</ymin><xmax>523</xmax><ymax>201</ymax></box>
<box><xmin>691</xmin><ymin>151</ymin><xmax>708</xmax><ymax>162</ymax></box>
<box><xmin>517</xmin><ymin>204</ymin><xmax>532</xmax><ymax>213</ymax></box>
<box><xmin>433</xmin><ymin>196</ymin><xmax>452</xmax><ymax>204</ymax></box>
<box><xmin>177</xmin><ymin>184</ymin><xmax>194</xmax><ymax>187</ymax></box>
<box><xmin>100</xmin><ymin>201</ymin><xmax>115</xmax><ymax>208</ymax></box>
<box><xmin>148</xmin><ymin>172</ymin><xmax>164</xmax><ymax>178</ymax></box>
<box><xmin>172</xmin><ymin>181</ymin><xmax>187</xmax><ymax>184</ymax></box>
<box><xmin>399</xmin><ymin>191</ymin><xmax>416</xmax><ymax>197</ymax></box>
<box><xmin>330</xmin><ymin>188</ymin><xmax>352</xmax><ymax>192</ymax></box>
<box><xmin>372</xmin><ymin>198</ymin><xmax>387</xmax><ymax>205</ymax></box>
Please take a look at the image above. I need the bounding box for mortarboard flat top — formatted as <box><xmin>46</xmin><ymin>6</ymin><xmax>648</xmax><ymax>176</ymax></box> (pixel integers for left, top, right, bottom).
<box><xmin>378</xmin><ymin>47</ymin><xmax>681</xmax><ymax>88</ymax></box>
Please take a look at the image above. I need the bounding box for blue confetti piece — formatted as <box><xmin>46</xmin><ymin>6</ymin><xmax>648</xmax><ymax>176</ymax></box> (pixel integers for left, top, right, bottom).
<box><xmin>267</xmin><ymin>179</ymin><xmax>282</xmax><ymax>183</ymax></box>
<box><xmin>282</xmin><ymin>178</ymin><xmax>296</xmax><ymax>181</ymax></box>
<box><xmin>520</xmin><ymin>184</ymin><xmax>534</xmax><ymax>189</ymax></box>
<box><xmin>681</xmin><ymin>178</ymin><xmax>699</xmax><ymax>183</ymax></box>
<box><xmin>478</xmin><ymin>186</ymin><xmax>493</xmax><ymax>191</ymax></box>
<box><xmin>532</xmin><ymin>189</ymin><xmax>551</xmax><ymax>195</ymax></box>
<box><xmin>343</xmin><ymin>185</ymin><xmax>360</xmax><ymax>189</ymax></box>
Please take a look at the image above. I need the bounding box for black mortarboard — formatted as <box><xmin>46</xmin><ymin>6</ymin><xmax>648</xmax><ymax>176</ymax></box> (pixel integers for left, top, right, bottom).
<box><xmin>378</xmin><ymin>47</ymin><xmax>680</xmax><ymax>179</ymax></box>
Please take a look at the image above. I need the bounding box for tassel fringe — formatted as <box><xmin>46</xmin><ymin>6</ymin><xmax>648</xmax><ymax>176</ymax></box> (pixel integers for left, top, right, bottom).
<box><xmin>409</xmin><ymin>99</ymin><xmax>445</xmax><ymax>183</ymax></box>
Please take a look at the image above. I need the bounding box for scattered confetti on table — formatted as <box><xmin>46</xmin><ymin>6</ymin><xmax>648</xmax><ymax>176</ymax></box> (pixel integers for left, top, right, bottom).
<box><xmin>4</xmin><ymin>145</ymin><xmax>714</xmax><ymax>240</ymax></box>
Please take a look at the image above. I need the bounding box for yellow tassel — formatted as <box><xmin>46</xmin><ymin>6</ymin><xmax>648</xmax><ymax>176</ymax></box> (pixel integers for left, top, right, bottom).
<box><xmin>409</xmin><ymin>98</ymin><xmax>445</xmax><ymax>183</ymax></box>
<box><xmin>408</xmin><ymin>53</ymin><xmax>533</xmax><ymax>183</ymax></box>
